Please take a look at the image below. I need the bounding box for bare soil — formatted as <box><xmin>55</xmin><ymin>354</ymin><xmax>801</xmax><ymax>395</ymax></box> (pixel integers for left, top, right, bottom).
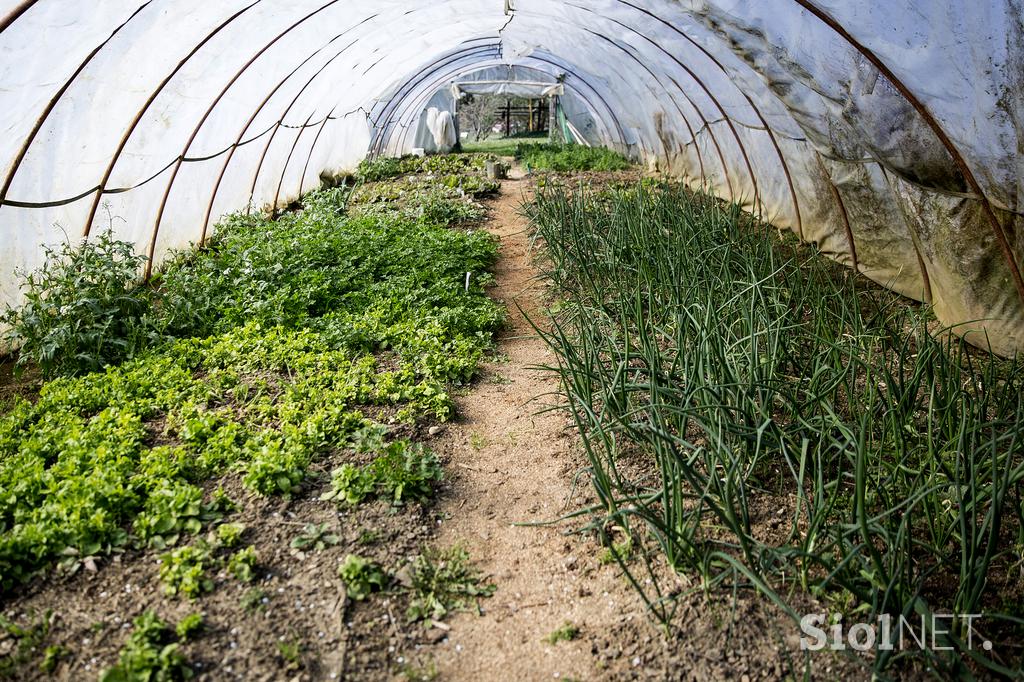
<box><xmin>418</xmin><ymin>171</ymin><xmax>857</xmax><ymax>681</ymax></box>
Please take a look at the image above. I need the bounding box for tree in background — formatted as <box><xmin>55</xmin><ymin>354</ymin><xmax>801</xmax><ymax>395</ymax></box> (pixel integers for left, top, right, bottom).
<box><xmin>458</xmin><ymin>94</ymin><xmax>502</xmax><ymax>141</ymax></box>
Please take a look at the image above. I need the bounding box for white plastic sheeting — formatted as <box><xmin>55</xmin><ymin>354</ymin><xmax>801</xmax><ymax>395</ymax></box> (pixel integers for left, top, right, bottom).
<box><xmin>1</xmin><ymin>0</ymin><xmax>1022</xmax><ymax>354</ymax></box>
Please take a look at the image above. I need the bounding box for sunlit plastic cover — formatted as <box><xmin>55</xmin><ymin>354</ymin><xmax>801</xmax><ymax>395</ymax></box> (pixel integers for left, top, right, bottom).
<box><xmin>1</xmin><ymin>1</ymin><xmax>1022</xmax><ymax>353</ymax></box>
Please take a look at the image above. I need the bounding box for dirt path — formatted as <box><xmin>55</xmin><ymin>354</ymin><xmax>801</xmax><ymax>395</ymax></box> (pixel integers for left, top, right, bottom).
<box><xmin>420</xmin><ymin>169</ymin><xmax>864</xmax><ymax>682</ymax></box>
<box><xmin>427</xmin><ymin>172</ymin><xmax>653</xmax><ymax>681</ymax></box>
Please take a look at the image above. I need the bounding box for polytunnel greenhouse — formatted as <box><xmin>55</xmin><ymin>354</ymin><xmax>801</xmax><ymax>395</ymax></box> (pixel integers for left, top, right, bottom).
<box><xmin>0</xmin><ymin>1</ymin><xmax>1021</xmax><ymax>679</ymax></box>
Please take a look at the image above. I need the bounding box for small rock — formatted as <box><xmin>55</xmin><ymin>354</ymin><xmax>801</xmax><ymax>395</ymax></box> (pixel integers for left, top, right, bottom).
<box><xmin>428</xmin><ymin>425</ymin><xmax>443</xmax><ymax>436</ymax></box>
<box><xmin>393</xmin><ymin>565</ymin><xmax>414</xmax><ymax>588</ymax></box>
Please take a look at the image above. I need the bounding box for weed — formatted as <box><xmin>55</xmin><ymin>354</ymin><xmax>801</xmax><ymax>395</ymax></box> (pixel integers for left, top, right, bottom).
<box><xmin>39</xmin><ymin>644</ymin><xmax>69</xmax><ymax>673</ymax></box>
<box><xmin>290</xmin><ymin>523</ymin><xmax>340</xmax><ymax>552</ymax></box>
<box><xmin>356</xmin><ymin>529</ymin><xmax>380</xmax><ymax>546</ymax></box>
<box><xmin>399</xmin><ymin>660</ymin><xmax>440</xmax><ymax>681</ymax></box>
<box><xmin>99</xmin><ymin>611</ymin><xmax>192</xmax><ymax>682</ymax></box>
<box><xmin>159</xmin><ymin>545</ymin><xmax>213</xmax><ymax>599</ymax></box>
<box><xmin>1</xmin><ymin>230</ymin><xmax>158</xmax><ymax>379</ymax></box>
<box><xmin>226</xmin><ymin>546</ymin><xmax>258</xmax><ymax>582</ymax></box>
<box><xmin>598</xmin><ymin>537</ymin><xmax>633</xmax><ymax>566</ymax></box>
<box><xmin>322</xmin><ymin>440</ymin><xmax>443</xmax><ymax>506</ymax></box>
<box><xmin>469</xmin><ymin>432</ymin><xmax>488</xmax><ymax>450</ymax></box>
<box><xmin>241</xmin><ymin>588</ymin><xmax>268</xmax><ymax>613</ymax></box>
<box><xmin>174</xmin><ymin>613</ymin><xmax>203</xmax><ymax>641</ymax></box>
<box><xmin>406</xmin><ymin>546</ymin><xmax>495</xmax><ymax>622</ymax></box>
<box><xmin>0</xmin><ymin>610</ymin><xmax>53</xmax><ymax>676</ymax></box>
<box><xmin>276</xmin><ymin>638</ymin><xmax>303</xmax><ymax>671</ymax></box>
<box><xmin>544</xmin><ymin>621</ymin><xmax>580</xmax><ymax>644</ymax></box>
<box><xmin>338</xmin><ymin>554</ymin><xmax>387</xmax><ymax>600</ymax></box>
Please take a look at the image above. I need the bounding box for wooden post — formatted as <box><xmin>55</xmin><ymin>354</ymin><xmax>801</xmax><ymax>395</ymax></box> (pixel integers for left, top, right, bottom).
<box><xmin>548</xmin><ymin>95</ymin><xmax>558</xmax><ymax>142</ymax></box>
<box><xmin>505</xmin><ymin>99</ymin><xmax>511</xmax><ymax>136</ymax></box>
<box><xmin>528</xmin><ymin>98</ymin><xmax>534</xmax><ymax>132</ymax></box>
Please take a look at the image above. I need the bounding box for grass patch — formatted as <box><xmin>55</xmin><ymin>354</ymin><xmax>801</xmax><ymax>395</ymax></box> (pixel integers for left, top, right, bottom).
<box><xmin>406</xmin><ymin>545</ymin><xmax>496</xmax><ymax>623</ymax></box>
<box><xmin>517</xmin><ymin>143</ymin><xmax>631</xmax><ymax>172</ymax></box>
<box><xmin>544</xmin><ymin>621</ymin><xmax>580</xmax><ymax>644</ymax></box>
<box><xmin>463</xmin><ymin>133</ymin><xmax>549</xmax><ymax>157</ymax></box>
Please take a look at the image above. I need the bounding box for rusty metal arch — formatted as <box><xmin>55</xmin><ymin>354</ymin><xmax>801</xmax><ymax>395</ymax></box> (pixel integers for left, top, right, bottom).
<box><xmin>146</xmin><ymin>0</ymin><xmax>350</xmax><ymax>277</ymax></box>
<box><xmin>880</xmin><ymin>165</ymin><xmax>935</xmax><ymax>304</ymax></box>
<box><xmin>569</xmin><ymin>28</ymin><xmax>713</xmax><ymax>189</ymax></box>
<box><xmin>0</xmin><ymin>0</ymin><xmax>37</xmax><ymax>34</ymax></box>
<box><xmin>185</xmin><ymin>9</ymin><xmax>512</xmax><ymax>245</ymax></box>
<box><xmin>297</xmin><ymin>104</ymin><xmax>339</xmax><ymax>196</ymax></box>
<box><xmin>389</xmin><ymin>53</ymin><xmax>629</xmax><ymax>161</ymax></box>
<box><xmin>369</xmin><ymin>24</ymin><xmax>715</xmax><ymax>188</ymax></box>
<box><xmin>246</xmin><ymin>21</ymin><xmax>510</xmax><ymax>213</ymax></box>
<box><xmin>369</xmin><ymin>42</ymin><xmax>501</xmax><ymax>157</ymax></box>
<box><xmin>813</xmin><ymin>154</ymin><xmax>860</xmax><ymax>273</ymax></box>
<box><xmin>392</xmin><ymin>51</ymin><xmax>633</xmax><ymax>160</ymax></box>
<box><xmin>607</xmin><ymin>0</ymin><xmax>803</xmax><ymax>236</ymax></box>
<box><xmin>201</xmin><ymin>22</ymin><xmax>374</xmax><ymax>240</ymax></box>
<box><xmin>791</xmin><ymin>0</ymin><xmax>1024</xmax><ymax>306</ymax></box>
<box><xmin>0</xmin><ymin>2</ymin><xmax>156</xmax><ymax>209</ymax></box>
<box><xmin>0</xmin><ymin>0</ymin><xmax>1020</xmax><ymax>323</ymax></box>
<box><xmin>584</xmin><ymin>28</ymin><xmax>735</xmax><ymax>198</ymax></box>
<box><xmin>570</xmin><ymin>11</ymin><xmax>760</xmax><ymax>210</ymax></box>
<box><xmin>244</xmin><ymin>39</ymin><xmax>361</xmax><ymax>212</ymax></box>
<box><xmin>81</xmin><ymin>2</ymin><xmax>262</xmax><ymax>239</ymax></box>
<box><xmin>374</xmin><ymin>13</ymin><xmax>725</xmax><ymax>189</ymax></box>
<box><xmin>271</xmin><ymin>111</ymin><xmax>316</xmax><ymax>209</ymax></box>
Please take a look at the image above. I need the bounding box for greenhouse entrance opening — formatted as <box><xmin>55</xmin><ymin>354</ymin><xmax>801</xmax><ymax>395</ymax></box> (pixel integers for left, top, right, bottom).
<box><xmin>386</xmin><ymin>63</ymin><xmax>609</xmax><ymax>156</ymax></box>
